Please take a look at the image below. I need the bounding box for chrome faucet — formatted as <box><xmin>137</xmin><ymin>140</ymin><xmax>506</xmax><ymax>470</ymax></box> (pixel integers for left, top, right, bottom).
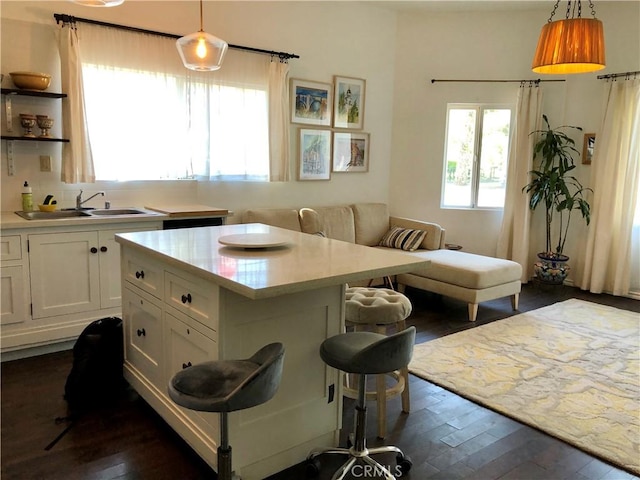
<box><xmin>76</xmin><ymin>190</ymin><xmax>105</xmax><ymax>210</ymax></box>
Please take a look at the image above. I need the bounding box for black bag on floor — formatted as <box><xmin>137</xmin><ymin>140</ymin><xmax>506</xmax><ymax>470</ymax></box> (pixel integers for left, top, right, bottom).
<box><xmin>63</xmin><ymin>316</ymin><xmax>125</xmax><ymax>412</ymax></box>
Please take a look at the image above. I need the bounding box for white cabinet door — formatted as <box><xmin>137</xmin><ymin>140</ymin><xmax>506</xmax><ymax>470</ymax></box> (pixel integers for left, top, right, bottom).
<box><xmin>123</xmin><ymin>286</ymin><xmax>163</xmax><ymax>386</ymax></box>
<box><xmin>99</xmin><ymin>227</ymin><xmax>157</xmax><ymax>309</ymax></box>
<box><xmin>29</xmin><ymin>231</ymin><xmax>100</xmax><ymax>319</ymax></box>
<box><xmin>1</xmin><ymin>265</ymin><xmax>27</xmax><ymax>325</ymax></box>
<box><xmin>164</xmin><ymin>309</ymin><xmax>218</xmax><ymax>438</ymax></box>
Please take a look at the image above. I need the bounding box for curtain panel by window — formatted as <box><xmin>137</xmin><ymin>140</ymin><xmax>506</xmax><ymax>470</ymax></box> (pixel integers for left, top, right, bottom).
<box><xmin>68</xmin><ymin>22</ymin><xmax>289</xmax><ymax>182</ymax></box>
<box><xmin>496</xmin><ymin>85</ymin><xmax>544</xmax><ymax>282</ymax></box>
<box><xmin>57</xmin><ymin>20</ymin><xmax>95</xmax><ymax>184</ymax></box>
<box><xmin>580</xmin><ymin>78</ymin><xmax>640</xmax><ymax>296</ymax></box>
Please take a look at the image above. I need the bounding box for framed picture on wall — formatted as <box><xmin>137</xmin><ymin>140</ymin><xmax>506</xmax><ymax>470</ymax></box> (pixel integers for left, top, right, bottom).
<box><xmin>290</xmin><ymin>78</ymin><xmax>333</xmax><ymax>126</ymax></box>
<box><xmin>332</xmin><ymin>131</ymin><xmax>370</xmax><ymax>172</ymax></box>
<box><xmin>333</xmin><ymin>76</ymin><xmax>366</xmax><ymax>130</ymax></box>
<box><xmin>582</xmin><ymin>133</ymin><xmax>595</xmax><ymax>165</ymax></box>
<box><xmin>298</xmin><ymin>128</ymin><xmax>332</xmax><ymax>180</ymax></box>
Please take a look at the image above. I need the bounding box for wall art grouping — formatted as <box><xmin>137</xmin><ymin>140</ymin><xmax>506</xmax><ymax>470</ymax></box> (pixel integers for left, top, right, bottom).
<box><xmin>292</xmin><ymin>75</ymin><xmax>369</xmax><ymax>180</ymax></box>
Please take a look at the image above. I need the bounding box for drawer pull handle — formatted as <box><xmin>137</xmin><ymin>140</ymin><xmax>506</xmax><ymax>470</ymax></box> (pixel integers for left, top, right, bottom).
<box><xmin>135</xmin><ymin>270</ymin><xmax>145</xmax><ymax>279</ymax></box>
<box><xmin>182</xmin><ymin>361</ymin><xmax>192</xmax><ymax>369</ymax></box>
<box><xmin>100</xmin><ymin>246</ymin><xmax>108</xmax><ymax>252</ymax></box>
<box><xmin>136</xmin><ymin>328</ymin><xmax>146</xmax><ymax>337</ymax></box>
<box><xmin>90</xmin><ymin>247</ymin><xmax>98</xmax><ymax>254</ymax></box>
<box><xmin>181</xmin><ymin>293</ymin><xmax>192</xmax><ymax>304</ymax></box>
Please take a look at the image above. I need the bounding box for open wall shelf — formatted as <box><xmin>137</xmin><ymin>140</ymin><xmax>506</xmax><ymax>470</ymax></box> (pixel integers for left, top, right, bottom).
<box><xmin>1</xmin><ymin>88</ymin><xmax>67</xmax><ymax>99</ymax></box>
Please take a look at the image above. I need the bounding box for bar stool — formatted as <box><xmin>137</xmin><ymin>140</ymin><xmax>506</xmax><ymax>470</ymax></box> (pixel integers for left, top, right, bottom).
<box><xmin>306</xmin><ymin>327</ymin><xmax>415</xmax><ymax>480</ymax></box>
<box><xmin>344</xmin><ymin>287</ymin><xmax>412</xmax><ymax>439</ymax></box>
<box><xmin>168</xmin><ymin>343</ymin><xmax>285</xmax><ymax>480</ymax></box>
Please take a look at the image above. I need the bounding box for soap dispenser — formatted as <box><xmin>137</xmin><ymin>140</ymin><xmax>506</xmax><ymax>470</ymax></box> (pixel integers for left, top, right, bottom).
<box><xmin>21</xmin><ymin>181</ymin><xmax>33</xmax><ymax>212</ymax></box>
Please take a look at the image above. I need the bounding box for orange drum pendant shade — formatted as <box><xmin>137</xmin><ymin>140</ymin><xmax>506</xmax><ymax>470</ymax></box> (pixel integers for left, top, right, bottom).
<box><xmin>532</xmin><ymin>1</ymin><xmax>605</xmax><ymax>74</ymax></box>
<box><xmin>176</xmin><ymin>0</ymin><xmax>228</xmax><ymax>71</ymax></box>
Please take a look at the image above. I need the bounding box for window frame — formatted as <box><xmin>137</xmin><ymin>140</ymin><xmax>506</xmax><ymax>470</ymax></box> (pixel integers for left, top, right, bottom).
<box><xmin>441</xmin><ymin>103</ymin><xmax>514</xmax><ymax>210</ymax></box>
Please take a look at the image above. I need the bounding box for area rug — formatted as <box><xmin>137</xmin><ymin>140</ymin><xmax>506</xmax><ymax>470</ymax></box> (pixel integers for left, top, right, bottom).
<box><xmin>409</xmin><ymin>299</ymin><xmax>640</xmax><ymax>475</ymax></box>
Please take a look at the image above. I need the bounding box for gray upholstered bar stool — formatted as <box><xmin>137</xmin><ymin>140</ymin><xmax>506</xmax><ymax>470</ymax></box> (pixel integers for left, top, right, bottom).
<box><xmin>168</xmin><ymin>343</ymin><xmax>285</xmax><ymax>480</ymax></box>
<box><xmin>306</xmin><ymin>327</ymin><xmax>416</xmax><ymax>480</ymax></box>
<box><xmin>344</xmin><ymin>287</ymin><xmax>413</xmax><ymax>439</ymax></box>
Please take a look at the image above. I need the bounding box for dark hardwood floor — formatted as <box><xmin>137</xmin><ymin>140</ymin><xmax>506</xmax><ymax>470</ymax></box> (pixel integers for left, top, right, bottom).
<box><xmin>2</xmin><ymin>283</ymin><xmax>639</xmax><ymax>480</ymax></box>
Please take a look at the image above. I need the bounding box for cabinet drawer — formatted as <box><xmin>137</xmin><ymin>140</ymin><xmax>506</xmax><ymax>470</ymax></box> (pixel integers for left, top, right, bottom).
<box><xmin>1</xmin><ymin>236</ymin><xmax>22</xmax><ymax>261</ymax></box>
<box><xmin>165</xmin><ymin>311</ymin><xmax>219</xmax><ymax>440</ymax></box>
<box><xmin>123</xmin><ymin>287</ymin><xmax>163</xmax><ymax>386</ymax></box>
<box><xmin>122</xmin><ymin>251</ymin><xmax>163</xmax><ymax>299</ymax></box>
<box><xmin>165</xmin><ymin>272</ymin><xmax>218</xmax><ymax>330</ymax></box>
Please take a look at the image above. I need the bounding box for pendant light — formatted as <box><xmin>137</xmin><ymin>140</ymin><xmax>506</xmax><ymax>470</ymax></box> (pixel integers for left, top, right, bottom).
<box><xmin>532</xmin><ymin>0</ymin><xmax>605</xmax><ymax>74</ymax></box>
<box><xmin>176</xmin><ymin>0</ymin><xmax>228</xmax><ymax>71</ymax></box>
<box><xmin>71</xmin><ymin>0</ymin><xmax>124</xmax><ymax>6</ymax></box>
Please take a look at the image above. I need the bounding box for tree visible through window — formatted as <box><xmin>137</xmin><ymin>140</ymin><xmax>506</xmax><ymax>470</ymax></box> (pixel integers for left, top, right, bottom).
<box><xmin>442</xmin><ymin>104</ymin><xmax>513</xmax><ymax>208</ymax></box>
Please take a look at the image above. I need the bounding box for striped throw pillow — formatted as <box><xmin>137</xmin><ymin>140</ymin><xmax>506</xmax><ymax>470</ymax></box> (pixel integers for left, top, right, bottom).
<box><xmin>378</xmin><ymin>227</ymin><xmax>427</xmax><ymax>252</ymax></box>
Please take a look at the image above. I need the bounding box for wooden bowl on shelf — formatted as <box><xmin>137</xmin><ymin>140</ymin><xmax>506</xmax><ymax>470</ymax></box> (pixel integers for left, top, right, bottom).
<box><xmin>9</xmin><ymin>71</ymin><xmax>51</xmax><ymax>91</ymax></box>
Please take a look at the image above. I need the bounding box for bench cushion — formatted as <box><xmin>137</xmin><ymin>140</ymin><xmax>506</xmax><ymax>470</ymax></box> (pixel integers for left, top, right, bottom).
<box><xmin>351</xmin><ymin>203</ymin><xmax>390</xmax><ymax>246</ymax></box>
<box><xmin>300</xmin><ymin>206</ymin><xmax>356</xmax><ymax>242</ymax></box>
<box><xmin>243</xmin><ymin>208</ymin><xmax>302</xmax><ymax>232</ymax></box>
<box><xmin>403</xmin><ymin>249</ymin><xmax>522</xmax><ymax>290</ymax></box>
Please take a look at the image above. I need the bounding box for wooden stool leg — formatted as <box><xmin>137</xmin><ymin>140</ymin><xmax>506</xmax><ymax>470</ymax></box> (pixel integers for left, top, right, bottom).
<box><xmin>376</xmin><ymin>325</ymin><xmax>387</xmax><ymax>439</ymax></box>
<box><xmin>398</xmin><ymin>319</ymin><xmax>410</xmax><ymax>413</ymax></box>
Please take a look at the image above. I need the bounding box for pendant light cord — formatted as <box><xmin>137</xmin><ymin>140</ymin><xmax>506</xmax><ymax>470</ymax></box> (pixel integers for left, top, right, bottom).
<box><xmin>199</xmin><ymin>0</ymin><xmax>204</xmax><ymax>33</ymax></box>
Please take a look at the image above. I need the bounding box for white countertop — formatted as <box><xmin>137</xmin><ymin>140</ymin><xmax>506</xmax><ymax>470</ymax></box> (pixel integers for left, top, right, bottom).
<box><xmin>0</xmin><ymin>208</ymin><xmax>166</xmax><ymax>230</ymax></box>
<box><xmin>116</xmin><ymin>223</ymin><xmax>430</xmax><ymax>300</ymax></box>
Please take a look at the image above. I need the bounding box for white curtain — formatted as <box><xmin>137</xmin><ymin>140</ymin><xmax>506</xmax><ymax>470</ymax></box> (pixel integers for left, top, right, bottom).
<box><xmin>72</xmin><ymin>23</ymin><xmax>289</xmax><ymax>182</ymax></box>
<box><xmin>268</xmin><ymin>59</ymin><xmax>290</xmax><ymax>182</ymax></box>
<box><xmin>57</xmin><ymin>20</ymin><xmax>95</xmax><ymax>183</ymax></box>
<box><xmin>580</xmin><ymin>78</ymin><xmax>640</xmax><ymax>295</ymax></box>
<box><xmin>496</xmin><ymin>84</ymin><xmax>544</xmax><ymax>282</ymax></box>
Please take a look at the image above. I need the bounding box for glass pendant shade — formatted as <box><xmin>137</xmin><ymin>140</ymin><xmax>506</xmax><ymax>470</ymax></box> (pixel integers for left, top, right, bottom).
<box><xmin>72</xmin><ymin>0</ymin><xmax>124</xmax><ymax>6</ymax></box>
<box><xmin>532</xmin><ymin>17</ymin><xmax>605</xmax><ymax>74</ymax></box>
<box><xmin>176</xmin><ymin>30</ymin><xmax>228</xmax><ymax>71</ymax></box>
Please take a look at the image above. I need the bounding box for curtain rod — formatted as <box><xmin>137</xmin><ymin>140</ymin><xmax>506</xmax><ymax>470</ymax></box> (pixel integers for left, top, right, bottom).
<box><xmin>431</xmin><ymin>79</ymin><xmax>565</xmax><ymax>84</ymax></box>
<box><xmin>53</xmin><ymin>13</ymin><xmax>300</xmax><ymax>61</ymax></box>
<box><xmin>596</xmin><ymin>70</ymin><xmax>639</xmax><ymax>80</ymax></box>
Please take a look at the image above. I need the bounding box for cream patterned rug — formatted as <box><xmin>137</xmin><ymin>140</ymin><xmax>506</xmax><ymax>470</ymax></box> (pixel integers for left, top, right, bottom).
<box><xmin>409</xmin><ymin>299</ymin><xmax>640</xmax><ymax>475</ymax></box>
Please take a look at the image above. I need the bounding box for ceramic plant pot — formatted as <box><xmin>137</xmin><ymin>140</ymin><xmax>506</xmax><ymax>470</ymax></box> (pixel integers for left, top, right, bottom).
<box><xmin>534</xmin><ymin>252</ymin><xmax>570</xmax><ymax>285</ymax></box>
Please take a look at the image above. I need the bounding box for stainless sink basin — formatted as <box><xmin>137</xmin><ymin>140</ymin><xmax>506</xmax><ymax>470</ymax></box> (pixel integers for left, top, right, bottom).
<box><xmin>89</xmin><ymin>208</ymin><xmax>146</xmax><ymax>216</ymax></box>
<box><xmin>15</xmin><ymin>210</ymin><xmax>92</xmax><ymax>220</ymax></box>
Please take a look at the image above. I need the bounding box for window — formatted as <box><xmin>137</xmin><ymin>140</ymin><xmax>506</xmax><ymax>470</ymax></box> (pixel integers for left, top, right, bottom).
<box><xmin>441</xmin><ymin>104</ymin><xmax>513</xmax><ymax>208</ymax></box>
<box><xmin>78</xmin><ymin>24</ymin><xmax>271</xmax><ymax>182</ymax></box>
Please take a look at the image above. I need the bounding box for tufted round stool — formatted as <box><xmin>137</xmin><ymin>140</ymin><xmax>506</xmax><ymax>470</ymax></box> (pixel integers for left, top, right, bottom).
<box><xmin>344</xmin><ymin>287</ymin><xmax>412</xmax><ymax>439</ymax></box>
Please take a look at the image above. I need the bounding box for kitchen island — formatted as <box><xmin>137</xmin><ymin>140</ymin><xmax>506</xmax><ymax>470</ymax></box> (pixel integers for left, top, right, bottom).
<box><xmin>115</xmin><ymin>223</ymin><xmax>430</xmax><ymax>480</ymax></box>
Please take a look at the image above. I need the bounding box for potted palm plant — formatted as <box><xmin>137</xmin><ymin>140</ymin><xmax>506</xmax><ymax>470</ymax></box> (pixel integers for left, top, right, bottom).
<box><xmin>523</xmin><ymin>114</ymin><xmax>592</xmax><ymax>284</ymax></box>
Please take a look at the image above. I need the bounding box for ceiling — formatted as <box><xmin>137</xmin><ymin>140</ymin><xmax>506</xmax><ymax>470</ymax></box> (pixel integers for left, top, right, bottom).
<box><xmin>362</xmin><ymin>1</ymin><xmax>549</xmax><ymax>13</ymax></box>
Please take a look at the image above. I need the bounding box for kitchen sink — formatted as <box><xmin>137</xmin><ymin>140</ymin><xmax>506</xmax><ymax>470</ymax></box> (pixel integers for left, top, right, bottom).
<box><xmin>15</xmin><ymin>210</ymin><xmax>92</xmax><ymax>220</ymax></box>
<box><xmin>89</xmin><ymin>208</ymin><xmax>147</xmax><ymax>216</ymax></box>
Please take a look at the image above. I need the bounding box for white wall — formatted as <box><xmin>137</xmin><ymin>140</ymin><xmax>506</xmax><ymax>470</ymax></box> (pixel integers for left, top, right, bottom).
<box><xmin>388</xmin><ymin>1</ymin><xmax>640</xmax><ymax>282</ymax></box>
<box><xmin>0</xmin><ymin>1</ymin><xmax>397</xmax><ymax>216</ymax></box>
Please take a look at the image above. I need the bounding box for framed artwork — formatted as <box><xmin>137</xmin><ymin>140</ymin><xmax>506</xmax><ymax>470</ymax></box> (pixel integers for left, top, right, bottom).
<box><xmin>582</xmin><ymin>133</ymin><xmax>595</xmax><ymax>165</ymax></box>
<box><xmin>333</xmin><ymin>76</ymin><xmax>366</xmax><ymax>130</ymax></box>
<box><xmin>332</xmin><ymin>131</ymin><xmax>370</xmax><ymax>172</ymax></box>
<box><xmin>298</xmin><ymin>128</ymin><xmax>332</xmax><ymax>180</ymax></box>
<box><xmin>290</xmin><ymin>78</ymin><xmax>332</xmax><ymax>126</ymax></box>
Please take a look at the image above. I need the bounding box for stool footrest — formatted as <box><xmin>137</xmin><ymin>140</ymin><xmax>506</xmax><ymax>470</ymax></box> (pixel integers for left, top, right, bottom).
<box><xmin>343</xmin><ymin>370</ymin><xmax>405</xmax><ymax>401</ymax></box>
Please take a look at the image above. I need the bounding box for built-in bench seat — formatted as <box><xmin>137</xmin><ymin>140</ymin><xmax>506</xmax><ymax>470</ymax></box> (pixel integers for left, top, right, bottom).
<box><xmin>242</xmin><ymin>203</ymin><xmax>522</xmax><ymax>321</ymax></box>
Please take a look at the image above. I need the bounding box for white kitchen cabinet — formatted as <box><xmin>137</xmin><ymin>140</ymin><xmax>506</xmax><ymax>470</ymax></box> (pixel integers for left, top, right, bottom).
<box><xmin>29</xmin><ymin>231</ymin><xmax>101</xmax><ymax>319</ymax></box>
<box><xmin>120</xmin><ymin>247</ymin><xmax>343</xmax><ymax>480</ymax></box>
<box><xmin>0</xmin><ymin>222</ymin><xmax>161</xmax><ymax>356</ymax></box>
<box><xmin>0</xmin><ymin>235</ymin><xmax>28</xmax><ymax>326</ymax></box>
<box><xmin>1</xmin><ymin>265</ymin><xmax>27</xmax><ymax>326</ymax></box>
<box><xmin>122</xmin><ymin>285</ymin><xmax>163</xmax><ymax>386</ymax></box>
<box><xmin>29</xmin><ymin>227</ymin><xmax>156</xmax><ymax>319</ymax></box>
